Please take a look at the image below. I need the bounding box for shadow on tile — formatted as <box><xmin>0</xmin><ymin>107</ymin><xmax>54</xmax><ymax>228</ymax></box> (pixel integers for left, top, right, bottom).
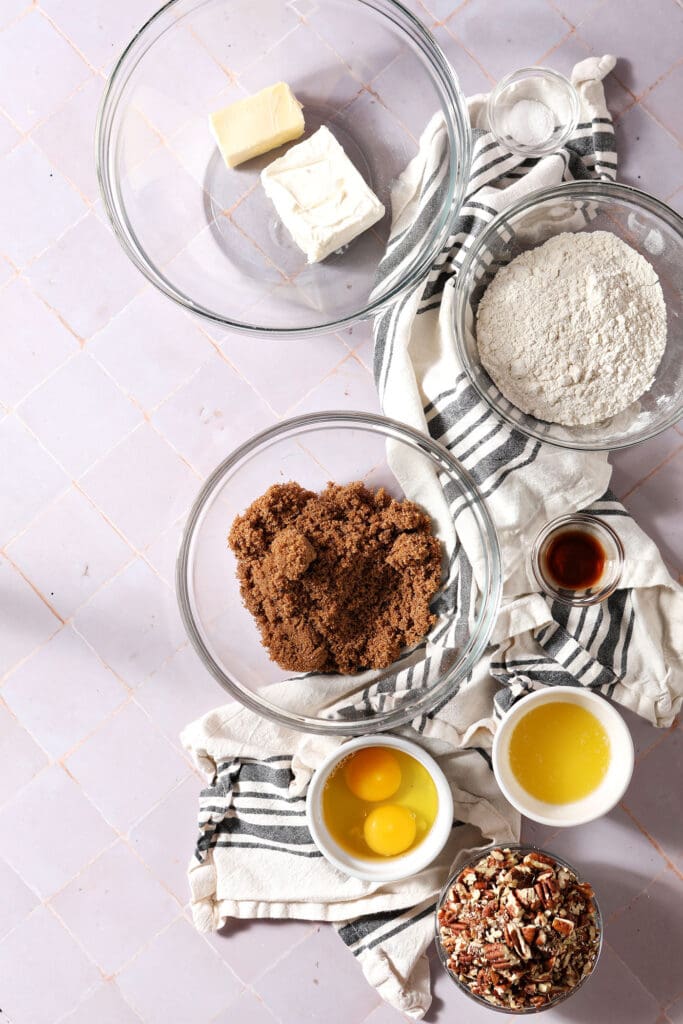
<box><xmin>607</xmin><ymin>868</ymin><xmax>683</xmax><ymax>1006</ymax></box>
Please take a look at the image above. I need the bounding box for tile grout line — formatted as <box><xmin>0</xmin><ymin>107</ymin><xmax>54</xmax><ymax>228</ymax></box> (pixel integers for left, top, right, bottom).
<box><xmin>53</xmin><ymin>979</ymin><xmax>145</xmax><ymax>1024</ymax></box>
<box><xmin>619</xmin><ymin>438</ymin><xmax>683</xmax><ymax>501</ymax></box>
<box><xmin>604</xmin><ymin>920</ymin><xmax>680</xmax><ymax>1011</ymax></box>
<box><xmin>439</xmin><ymin>20</ymin><xmax>496</xmax><ymax>84</ymax></box>
<box><xmin>619</xmin><ymin>802</ymin><xmax>683</xmax><ymax>881</ymax></box>
<box><xmin>1</xmin><ymin>546</ymin><xmax>65</xmax><ymax>623</ymax></box>
<box><xmin>36</xmin><ymin>2</ymin><xmax>105</xmax><ymax>78</ymax></box>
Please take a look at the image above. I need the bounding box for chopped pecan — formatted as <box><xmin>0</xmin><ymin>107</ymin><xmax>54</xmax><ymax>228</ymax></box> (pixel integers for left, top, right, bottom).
<box><xmin>437</xmin><ymin>848</ymin><xmax>600</xmax><ymax>1011</ymax></box>
<box><xmin>517</xmin><ymin>886</ymin><xmax>541</xmax><ymax>909</ymax></box>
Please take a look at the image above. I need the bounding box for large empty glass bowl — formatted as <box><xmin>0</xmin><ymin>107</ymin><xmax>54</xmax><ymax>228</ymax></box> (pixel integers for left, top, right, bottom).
<box><xmin>176</xmin><ymin>412</ymin><xmax>501</xmax><ymax>734</ymax></box>
<box><xmin>454</xmin><ymin>181</ymin><xmax>683</xmax><ymax>450</ymax></box>
<box><xmin>96</xmin><ymin>0</ymin><xmax>471</xmax><ymax>337</ymax></box>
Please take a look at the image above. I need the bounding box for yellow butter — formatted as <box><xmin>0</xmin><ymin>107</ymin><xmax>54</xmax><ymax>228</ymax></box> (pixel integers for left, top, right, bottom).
<box><xmin>209</xmin><ymin>82</ymin><xmax>304</xmax><ymax>169</ymax></box>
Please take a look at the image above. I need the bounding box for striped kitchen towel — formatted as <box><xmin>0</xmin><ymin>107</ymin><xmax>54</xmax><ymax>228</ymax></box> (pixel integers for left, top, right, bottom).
<box><xmin>183</xmin><ymin>55</ymin><xmax>683</xmax><ymax>1019</ymax></box>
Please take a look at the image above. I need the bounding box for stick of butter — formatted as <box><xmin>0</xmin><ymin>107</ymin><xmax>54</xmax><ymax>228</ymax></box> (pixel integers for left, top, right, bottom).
<box><xmin>209</xmin><ymin>82</ymin><xmax>304</xmax><ymax>169</ymax></box>
<box><xmin>261</xmin><ymin>126</ymin><xmax>385</xmax><ymax>264</ymax></box>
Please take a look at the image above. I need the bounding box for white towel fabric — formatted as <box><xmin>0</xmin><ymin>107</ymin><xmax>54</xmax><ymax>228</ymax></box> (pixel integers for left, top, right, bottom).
<box><xmin>183</xmin><ymin>56</ymin><xmax>683</xmax><ymax>1019</ymax></box>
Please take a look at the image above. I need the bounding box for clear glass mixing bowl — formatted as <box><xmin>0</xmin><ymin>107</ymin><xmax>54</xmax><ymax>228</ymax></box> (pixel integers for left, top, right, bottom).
<box><xmin>454</xmin><ymin>181</ymin><xmax>683</xmax><ymax>450</ymax></box>
<box><xmin>176</xmin><ymin>411</ymin><xmax>502</xmax><ymax>734</ymax></box>
<box><xmin>435</xmin><ymin>844</ymin><xmax>604</xmax><ymax>1014</ymax></box>
<box><xmin>96</xmin><ymin>0</ymin><xmax>471</xmax><ymax>338</ymax></box>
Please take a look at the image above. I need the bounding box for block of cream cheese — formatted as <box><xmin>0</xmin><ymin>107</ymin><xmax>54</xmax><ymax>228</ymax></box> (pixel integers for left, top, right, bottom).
<box><xmin>209</xmin><ymin>82</ymin><xmax>304</xmax><ymax>169</ymax></box>
<box><xmin>260</xmin><ymin>126</ymin><xmax>385</xmax><ymax>263</ymax></box>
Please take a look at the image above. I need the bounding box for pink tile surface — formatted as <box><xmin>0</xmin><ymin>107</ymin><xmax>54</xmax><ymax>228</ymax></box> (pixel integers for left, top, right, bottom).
<box><xmin>26</xmin><ymin>212</ymin><xmax>145</xmax><ymax>339</ymax></box>
<box><xmin>1</xmin><ymin>3</ymin><xmax>682</xmax><ymax>1022</ymax></box>
<box><xmin>212</xmin><ymin>990</ymin><xmax>282</xmax><ymax>1024</ymax></box>
<box><xmin>18</xmin><ymin>352</ymin><xmax>143</xmax><ymax>476</ymax></box>
<box><xmin>608</xmin><ymin>867</ymin><xmax>683</xmax><ymax>1004</ymax></box>
<box><xmin>40</xmin><ymin>0</ymin><xmax>161</xmax><ymax>70</ymax></box>
<box><xmin>0</xmin><ymin>278</ymin><xmax>78</xmax><ymax>407</ymax></box>
<box><xmin>32</xmin><ymin>75</ymin><xmax>105</xmax><ymax>203</ymax></box>
<box><xmin>253</xmin><ymin>925</ymin><xmax>382</xmax><ymax>1023</ymax></box>
<box><xmin>0</xmin><ymin>554</ymin><xmax>61</xmax><ymax>677</ymax></box>
<box><xmin>60</xmin><ymin>983</ymin><xmax>143</xmax><ymax>1024</ymax></box>
<box><xmin>0</xmin><ymin>415</ymin><xmax>68</xmax><ymax>546</ymax></box>
<box><xmin>135</xmin><ymin>642</ymin><xmax>226</xmax><ymax>746</ymax></box>
<box><xmin>0</xmin><ymin>701</ymin><xmax>47</xmax><ymax>805</ymax></box>
<box><xmin>615</xmin><ymin>103</ymin><xmax>683</xmax><ymax>199</ymax></box>
<box><xmin>90</xmin><ymin>288</ymin><xmax>215</xmax><ymax>411</ymax></box>
<box><xmin>0</xmin><ymin>855</ymin><xmax>39</xmax><ymax>940</ymax></box>
<box><xmin>129</xmin><ymin>775</ymin><xmax>201</xmax><ymax>903</ymax></box>
<box><xmin>0</xmin><ymin>140</ymin><xmax>86</xmax><ymax>267</ymax></box>
<box><xmin>79</xmin><ymin>424</ymin><xmax>199</xmax><ymax>551</ymax></box>
<box><xmin>575</xmin><ymin>0</ymin><xmax>683</xmax><ymax>96</ymax></box>
<box><xmin>66</xmin><ymin>700</ymin><xmax>190</xmax><ymax>831</ymax></box>
<box><xmin>116</xmin><ymin>917</ymin><xmax>243</xmax><ymax>1024</ymax></box>
<box><xmin>448</xmin><ymin>0</ymin><xmax>570</xmax><ymax>81</ymax></box>
<box><xmin>73</xmin><ymin>557</ymin><xmax>187</xmax><ymax>685</ymax></box>
<box><xmin>0</xmin><ymin>906</ymin><xmax>100</xmax><ymax>1024</ymax></box>
<box><xmin>52</xmin><ymin>840</ymin><xmax>180</xmax><ymax>974</ymax></box>
<box><xmin>621</xmin><ymin>446</ymin><xmax>683</xmax><ymax>573</ymax></box>
<box><xmin>2</xmin><ymin>625</ymin><xmax>127</xmax><ymax>758</ymax></box>
<box><xmin>151</xmin><ymin>354</ymin><xmax>277</xmax><ymax>475</ymax></box>
<box><xmin>0</xmin><ymin>764</ymin><xmax>114</xmax><ymax>898</ymax></box>
<box><xmin>621</xmin><ymin>726</ymin><xmax>683</xmax><ymax>874</ymax></box>
<box><xmin>0</xmin><ymin>9</ymin><xmax>89</xmax><ymax>131</ymax></box>
<box><xmin>205</xmin><ymin>917</ymin><xmax>317</xmax><ymax>985</ymax></box>
<box><xmin>7</xmin><ymin>486</ymin><xmax>133</xmax><ymax>619</ymax></box>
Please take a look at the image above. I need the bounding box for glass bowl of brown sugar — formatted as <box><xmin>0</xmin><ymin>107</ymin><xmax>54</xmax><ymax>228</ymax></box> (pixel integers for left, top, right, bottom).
<box><xmin>176</xmin><ymin>410</ymin><xmax>501</xmax><ymax>734</ymax></box>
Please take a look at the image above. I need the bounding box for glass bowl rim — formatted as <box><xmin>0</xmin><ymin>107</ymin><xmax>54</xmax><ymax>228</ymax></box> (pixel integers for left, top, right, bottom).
<box><xmin>486</xmin><ymin>66</ymin><xmax>580</xmax><ymax>158</ymax></box>
<box><xmin>175</xmin><ymin>409</ymin><xmax>503</xmax><ymax>734</ymax></box>
<box><xmin>530</xmin><ymin>512</ymin><xmax>625</xmax><ymax>606</ymax></box>
<box><xmin>434</xmin><ymin>841</ymin><xmax>604</xmax><ymax>1014</ymax></box>
<box><xmin>95</xmin><ymin>0</ymin><xmax>473</xmax><ymax>340</ymax></box>
<box><xmin>452</xmin><ymin>179</ymin><xmax>683</xmax><ymax>451</ymax></box>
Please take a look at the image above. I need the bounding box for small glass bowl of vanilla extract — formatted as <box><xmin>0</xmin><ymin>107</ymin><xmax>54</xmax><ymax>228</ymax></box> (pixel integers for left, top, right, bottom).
<box><xmin>531</xmin><ymin>513</ymin><xmax>625</xmax><ymax>606</ymax></box>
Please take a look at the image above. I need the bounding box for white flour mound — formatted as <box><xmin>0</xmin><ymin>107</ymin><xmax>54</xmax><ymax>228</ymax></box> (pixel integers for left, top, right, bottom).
<box><xmin>476</xmin><ymin>230</ymin><xmax>667</xmax><ymax>426</ymax></box>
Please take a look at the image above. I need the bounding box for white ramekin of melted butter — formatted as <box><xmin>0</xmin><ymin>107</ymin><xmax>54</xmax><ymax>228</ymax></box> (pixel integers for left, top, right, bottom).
<box><xmin>306</xmin><ymin>736</ymin><xmax>453</xmax><ymax>882</ymax></box>
<box><xmin>493</xmin><ymin>687</ymin><xmax>634</xmax><ymax>827</ymax></box>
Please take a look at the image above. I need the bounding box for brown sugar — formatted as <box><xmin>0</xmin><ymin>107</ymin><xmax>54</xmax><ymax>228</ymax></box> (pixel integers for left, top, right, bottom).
<box><xmin>228</xmin><ymin>481</ymin><xmax>443</xmax><ymax>674</ymax></box>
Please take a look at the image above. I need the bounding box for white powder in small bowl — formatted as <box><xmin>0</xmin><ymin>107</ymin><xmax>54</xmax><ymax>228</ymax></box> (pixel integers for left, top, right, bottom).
<box><xmin>475</xmin><ymin>230</ymin><xmax>667</xmax><ymax>426</ymax></box>
<box><xmin>504</xmin><ymin>99</ymin><xmax>555</xmax><ymax>148</ymax></box>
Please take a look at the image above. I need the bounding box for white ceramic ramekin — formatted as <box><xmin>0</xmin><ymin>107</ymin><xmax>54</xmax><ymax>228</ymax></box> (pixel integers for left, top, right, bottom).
<box><xmin>306</xmin><ymin>735</ymin><xmax>454</xmax><ymax>882</ymax></box>
<box><xmin>492</xmin><ymin>686</ymin><xmax>634</xmax><ymax>828</ymax></box>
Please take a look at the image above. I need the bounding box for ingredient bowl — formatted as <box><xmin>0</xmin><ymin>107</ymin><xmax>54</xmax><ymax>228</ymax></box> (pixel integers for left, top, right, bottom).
<box><xmin>487</xmin><ymin>67</ymin><xmax>579</xmax><ymax>158</ymax></box>
<box><xmin>96</xmin><ymin>0</ymin><xmax>471</xmax><ymax>338</ymax></box>
<box><xmin>492</xmin><ymin>686</ymin><xmax>634</xmax><ymax>827</ymax></box>
<box><xmin>306</xmin><ymin>735</ymin><xmax>453</xmax><ymax>881</ymax></box>
<box><xmin>531</xmin><ymin>512</ymin><xmax>625</xmax><ymax>606</ymax></box>
<box><xmin>435</xmin><ymin>844</ymin><xmax>603</xmax><ymax>1013</ymax></box>
<box><xmin>176</xmin><ymin>411</ymin><xmax>501</xmax><ymax>734</ymax></box>
<box><xmin>454</xmin><ymin>181</ymin><xmax>683</xmax><ymax>449</ymax></box>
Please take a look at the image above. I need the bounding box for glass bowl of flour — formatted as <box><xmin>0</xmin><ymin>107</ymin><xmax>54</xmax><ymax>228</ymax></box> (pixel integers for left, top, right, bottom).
<box><xmin>453</xmin><ymin>181</ymin><xmax>683</xmax><ymax>450</ymax></box>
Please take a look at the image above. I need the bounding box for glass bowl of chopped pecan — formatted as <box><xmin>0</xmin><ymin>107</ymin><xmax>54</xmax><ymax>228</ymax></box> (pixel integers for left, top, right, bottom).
<box><xmin>435</xmin><ymin>845</ymin><xmax>603</xmax><ymax>1013</ymax></box>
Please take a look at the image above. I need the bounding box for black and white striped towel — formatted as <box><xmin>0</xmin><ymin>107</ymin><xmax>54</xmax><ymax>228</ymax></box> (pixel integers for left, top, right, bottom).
<box><xmin>183</xmin><ymin>55</ymin><xmax>683</xmax><ymax>1019</ymax></box>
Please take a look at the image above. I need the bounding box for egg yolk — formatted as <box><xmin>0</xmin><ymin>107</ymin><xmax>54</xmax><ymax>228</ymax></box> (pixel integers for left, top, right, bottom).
<box><xmin>364</xmin><ymin>805</ymin><xmax>417</xmax><ymax>857</ymax></box>
<box><xmin>343</xmin><ymin>748</ymin><xmax>402</xmax><ymax>802</ymax></box>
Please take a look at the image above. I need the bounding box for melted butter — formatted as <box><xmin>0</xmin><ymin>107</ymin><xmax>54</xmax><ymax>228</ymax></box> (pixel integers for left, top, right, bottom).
<box><xmin>509</xmin><ymin>701</ymin><xmax>610</xmax><ymax>804</ymax></box>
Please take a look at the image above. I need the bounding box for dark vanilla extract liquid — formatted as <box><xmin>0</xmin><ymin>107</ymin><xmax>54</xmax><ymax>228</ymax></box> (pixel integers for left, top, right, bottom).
<box><xmin>545</xmin><ymin>529</ymin><xmax>606</xmax><ymax>590</ymax></box>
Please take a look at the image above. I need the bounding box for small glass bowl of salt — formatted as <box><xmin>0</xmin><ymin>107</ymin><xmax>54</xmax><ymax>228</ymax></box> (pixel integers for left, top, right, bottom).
<box><xmin>487</xmin><ymin>66</ymin><xmax>580</xmax><ymax>157</ymax></box>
